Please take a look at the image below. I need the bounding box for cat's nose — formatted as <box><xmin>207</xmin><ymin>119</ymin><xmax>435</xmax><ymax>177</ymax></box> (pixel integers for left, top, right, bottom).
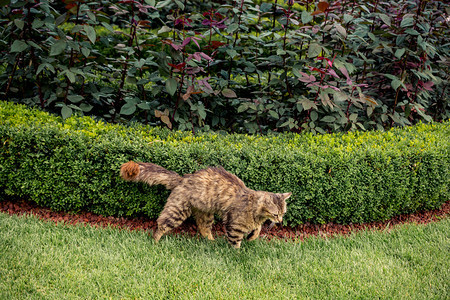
<box><xmin>277</xmin><ymin>217</ymin><xmax>283</xmax><ymax>223</ymax></box>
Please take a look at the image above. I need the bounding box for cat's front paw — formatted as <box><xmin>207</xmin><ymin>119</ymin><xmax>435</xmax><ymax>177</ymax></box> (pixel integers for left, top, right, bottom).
<box><xmin>153</xmin><ymin>229</ymin><xmax>163</xmax><ymax>242</ymax></box>
<box><xmin>246</xmin><ymin>225</ymin><xmax>262</xmax><ymax>241</ymax></box>
<box><xmin>247</xmin><ymin>234</ymin><xmax>258</xmax><ymax>241</ymax></box>
<box><xmin>231</xmin><ymin>241</ymin><xmax>242</xmax><ymax>249</ymax></box>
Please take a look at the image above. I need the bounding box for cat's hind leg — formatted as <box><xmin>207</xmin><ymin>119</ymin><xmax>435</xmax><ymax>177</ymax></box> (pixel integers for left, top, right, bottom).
<box><xmin>194</xmin><ymin>211</ymin><xmax>215</xmax><ymax>240</ymax></box>
<box><xmin>154</xmin><ymin>193</ymin><xmax>191</xmax><ymax>242</ymax></box>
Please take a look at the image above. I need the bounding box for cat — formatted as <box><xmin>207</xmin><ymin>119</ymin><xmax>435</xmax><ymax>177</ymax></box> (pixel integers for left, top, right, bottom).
<box><xmin>120</xmin><ymin>161</ymin><xmax>291</xmax><ymax>248</ymax></box>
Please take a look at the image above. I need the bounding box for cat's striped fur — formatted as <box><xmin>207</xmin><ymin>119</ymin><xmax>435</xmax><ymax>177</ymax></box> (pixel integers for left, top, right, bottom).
<box><xmin>120</xmin><ymin>161</ymin><xmax>291</xmax><ymax>248</ymax></box>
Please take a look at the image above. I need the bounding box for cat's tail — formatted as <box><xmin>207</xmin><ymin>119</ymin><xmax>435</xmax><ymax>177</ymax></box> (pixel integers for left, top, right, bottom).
<box><xmin>120</xmin><ymin>161</ymin><xmax>182</xmax><ymax>190</ymax></box>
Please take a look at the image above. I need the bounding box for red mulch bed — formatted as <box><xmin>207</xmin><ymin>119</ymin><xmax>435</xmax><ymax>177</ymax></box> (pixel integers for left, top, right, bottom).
<box><xmin>1</xmin><ymin>199</ymin><xmax>448</xmax><ymax>241</ymax></box>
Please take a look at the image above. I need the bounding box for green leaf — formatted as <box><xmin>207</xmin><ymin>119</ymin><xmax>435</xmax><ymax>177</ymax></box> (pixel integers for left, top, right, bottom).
<box><xmin>315</xmin><ymin>127</ymin><xmax>326</xmax><ymax>134</ymax></box>
<box><xmin>292</xmin><ymin>67</ymin><xmax>302</xmax><ymax>79</ymax></box>
<box><xmin>307</xmin><ymin>43</ymin><xmax>322</xmax><ymax>58</ymax></box>
<box><xmin>227</xmin><ymin>23</ymin><xmax>239</xmax><ymax>33</ymax></box>
<box><xmin>396</xmin><ymin>35</ymin><xmax>406</xmax><ymax>46</ymax></box>
<box><xmin>260</xmin><ymin>2</ymin><xmax>272</xmax><ymax>13</ymax></box>
<box><xmin>87</xmin><ymin>11</ymin><xmax>96</xmax><ymax>22</ymax></box>
<box><xmin>301</xmin><ymin>10</ymin><xmax>313</xmax><ymax>24</ymax></box>
<box><xmin>244</xmin><ymin>62</ymin><xmax>256</xmax><ymax>73</ymax></box>
<box><xmin>120</xmin><ymin>102</ymin><xmax>136</xmax><ymax>115</ymax></box>
<box><xmin>62</xmin><ymin>70</ymin><xmax>76</xmax><ymax>83</ymax></box>
<box><xmin>222</xmin><ymin>88</ymin><xmax>237</xmax><ymax>98</ymax></box>
<box><xmin>391</xmin><ymin>78</ymin><xmax>403</xmax><ymax>91</ymax></box>
<box><xmin>343</xmin><ymin>14</ymin><xmax>353</xmax><ymax>24</ymax></box>
<box><xmin>134</xmin><ymin>59</ymin><xmax>146</xmax><ymax>69</ymax></box>
<box><xmin>395</xmin><ymin>48</ymin><xmax>406</xmax><ymax>58</ymax></box>
<box><xmin>405</xmin><ymin>29</ymin><xmax>420</xmax><ymax>36</ymax></box>
<box><xmin>321</xmin><ymin>116</ymin><xmax>336</xmax><ymax>123</ymax></box>
<box><xmin>333</xmin><ymin>91</ymin><xmax>349</xmax><ymax>102</ymax></box>
<box><xmin>67</xmin><ymin>95</ymin><xmax>84</xmax><ymax>103</ymax></box>
<box><xmin>165</xmin><ymin>78</ymin><xmax>178</xmax><ymax>96</ymax></box>
<box><xmin>80</xmin><ymin>103</ymin><xmax>93</xmax><ymax>112</ymax></box>
<box><xmin>267</xmin><ymin>55</ymin><xmax>283</xmax><ymax>63</ymax></box>
<box><xmin>281</xmin><ymin>118</ymin><xmax>296</xmax><ymax>129</ymax></box>
<box><xmin>50</xmin><ymin>40</ymin><xmax>67</xmax><ymax>56</ymax></box>
<box><xmin>36</xmin><ymin>64</ymin><xmax>46</xmax><ymax>75</ymax></box>
<box><xmin>137</xmin><ymin>102</ymin><xmax>151</xmax><ymax>110</ymax></box>
<box><xmin>101</xmin><ymin>22</ymin><xmax>115</xmax><ymax>32</ymax></box>
<box><xmin>319</xmin><ymin>92</ymin><xmax>334</xmax><ymax>108</ymax></box>
<box><xmin>158</xmin><ymin>25</ymin><xmax>172</xmax><ymax>34</ymax></box>
<box><xmin>378</xmin><ymin>14</ymin><xmax>391</xmax><ymax>26</ymax></box>
<box><xmin>400</xmin><ymin>17</ymin><xmax>414</xmax><ymax>28</ymax></box>
<box><xmin>300</xmin><ymin>99</ymin><xmax>317</xmax><ymax>111</ymax></box>
<box><xmin>405</xmin><ymin>104</ymin><xmax>411</xmax><ymax>118</ymax></box>
<box><xmin>156</xmin><ymin>0</ymin><xmax>171</xmax><ymax>8</ymax></box>
<box><xmin>175</xmin><ymin>0</ymin><xmax>184</xmax><ymax>10</ymax></box>
<box><xmin>335</xmin><ymin>23</ymin><xmax>347</xmax><ymax>38</ymax></box>
<box><xmin>14</xmin><ymin>19</ymin><xmax>24</xmax><ymax>30</ymax></box>
<box><xmin>61</xmin><ymin>105</ymin><xmax>73</xmax><ymax>120</ymax></box>
<box><xmin>212</xmin><ymin>116</ymin><xmax>219</xmax><ymax>127</ymax></box>
<box><xmin>269</xmin><ymin>110</ymin><xmax>279</xmax><ymax>119</ymax></box>
<box><xmin>237</xmin><ymin>103</ymin><xmax>248</xmax><ymax>113</ymax></box>
<box><xmin>32</xmin><ymin>19</ymin><xmax>44</xmax><ymax>29</ymax></box>
<box><xmin>385</xmin><ymin>74</ymin><xmax>405</xmax><ymax>90</ymax></box>
<box><xmin>27</xmin><ymin>41</ymin><xmax>42</xmax><ymax>50</ymax></box>
<box><xmin>37</xmin><ymin>63</ymin><xmax>55</xmax><ymax>75</ymax></box>
<box><xmin>197</xmin><ymin>105</ymin><xmax>207</xmax><ymax>120</ymax></box>
<box><xmin>226</xmin><ymin>49</ymin><xmax>238</xmax><ymax>59</ymax></box>
<box><xmin>81</xmin><ymin>47</ymin><xmax>90</xmax><ymax>58</ymax></box>
<box><xmin>11</xmin><ymin>40</ymin><xmax>28</xmax><ymax>53</ymax></box>
<box><xmin>84</xmin><ymin>25</ymin><xmax>96</xmax><ymax>44</ymax></box>
<box><xmin>368</xmin><ymin>32</ymin><xmax>378</xmax><ymax>42</ymax></box>
<box><xmin>55</xmin><ymin>13</ymin><xmax>67</xmax><ymax>26</ymax></box>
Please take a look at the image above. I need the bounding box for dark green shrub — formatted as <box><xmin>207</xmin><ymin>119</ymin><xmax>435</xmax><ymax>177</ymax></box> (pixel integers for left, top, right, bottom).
<box><xmin>1</xmin><ymin>1</ymin><xmax>448</xmax><ymax>133</ymax></box>
<box><xmin>0</xmin><ymin>101</ymin><xmax>448</xmax><ymax>225</ymax></box>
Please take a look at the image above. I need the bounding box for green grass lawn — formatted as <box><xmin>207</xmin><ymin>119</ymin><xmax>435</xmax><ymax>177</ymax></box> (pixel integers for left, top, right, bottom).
<box><xmin>0</xmin><ymin>212</ymin><xmax>448</xmax><ymax>299</ymax></box>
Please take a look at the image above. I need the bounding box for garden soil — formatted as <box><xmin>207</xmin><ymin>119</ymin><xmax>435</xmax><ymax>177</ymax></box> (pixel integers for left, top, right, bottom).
<box><xmin>1</xmin><ymin>199</ymin><xmax>448</xmax><ymax>241</ymax></box>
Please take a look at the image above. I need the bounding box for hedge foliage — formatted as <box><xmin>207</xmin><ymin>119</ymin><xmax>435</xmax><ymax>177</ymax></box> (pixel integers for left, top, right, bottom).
<box><xmin>0</xmin><ymin>101</ymin><xmax>448</xmax><ymax>225</ymax></box>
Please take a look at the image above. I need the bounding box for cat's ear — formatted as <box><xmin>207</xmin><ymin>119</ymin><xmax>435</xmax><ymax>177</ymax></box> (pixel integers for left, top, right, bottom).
<box><xmin>281</xmin><ymin>192</ymin><xmax>292</xmax><ymax>200</ymax></box>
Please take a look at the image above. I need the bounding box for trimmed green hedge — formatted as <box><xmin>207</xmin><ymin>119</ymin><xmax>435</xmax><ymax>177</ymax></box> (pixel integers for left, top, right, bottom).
<box><xmin>0</xmin><ymin>101</ymin><xmax>448</xmax><ymax>226</ymax></box>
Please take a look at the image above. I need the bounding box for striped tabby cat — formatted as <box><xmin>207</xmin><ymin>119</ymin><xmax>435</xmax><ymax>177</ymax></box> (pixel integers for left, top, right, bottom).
<box><xmin>120</xmin><ymin>161</ymin><xmax>291</xmax><ymax>248</ymax></box>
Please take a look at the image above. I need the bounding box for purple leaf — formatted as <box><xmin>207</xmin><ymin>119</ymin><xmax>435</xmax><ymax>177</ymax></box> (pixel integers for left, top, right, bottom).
<box><xmin>191</xmin><ymin>36</ymin><xmax>201</xmax><ymax>49</ymax></box>
<box><xmin>422</xmin><ymin>81</ymin><xmax>434</xmax><ymax>91</ymax></box>
<box><xmin>327</xmin><ymin>85</ymin><xmax>340</xmax><ymax>91</ymax></box>
<box><xmin>181</xmin><ymin>37</ymin><xmax>191</xmax><ymax>47</ymax></box>
<box><xmin>339</xmin><ymin>67</ymin><xmax>352</xmax><ymax>85</ymax></box>
<box><xmin>170</xmin><ymin>43</ymin><xmax>182</xmax><ymax>51</ymax></box>
<box><xmin>327</xmin><ymin>69</ymin><xmax>340</xmax><ymax>79</ymax></box>
<box><xmin>197</xmin><ymin>78</ymin><xmax>213</xmax><ymax>93</ymax></box>
<box><xmin>200</xmin><ymin>52</ymin><xmax>213</xmax><ymax>61</ymax></box>
<box><xmin>298</xmin><ymin>72</ymin><xmax>316</xmax><ymax>83</ymax></box>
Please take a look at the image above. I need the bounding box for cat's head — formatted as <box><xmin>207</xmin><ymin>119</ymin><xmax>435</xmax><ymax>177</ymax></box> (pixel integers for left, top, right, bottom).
<box><xmin>258</xmin><ymin>192</ymin><xmax>291</xmax><ymax>224</ymax></box>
